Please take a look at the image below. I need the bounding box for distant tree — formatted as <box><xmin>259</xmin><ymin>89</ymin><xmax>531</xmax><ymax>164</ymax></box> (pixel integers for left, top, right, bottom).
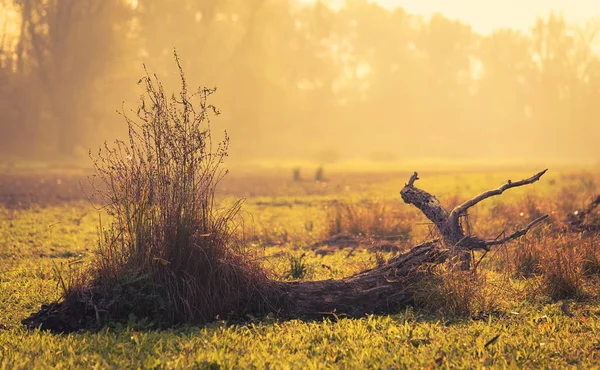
<box><xmin>0</xmin><ymin>0</ymin><xmax>130</xmax><ymax>156</ymax></box>
<box><xmin>133</xmin><ymin>0</ymin><xmax>339</xmax><ymax>160</ymax></box>
<box><xmin>474</xmin><ymin>28</ymin><xmax>535</xmax><ymax>156</ymax></box>
<box><xmin>8</xmin><ymin>0</ymin><xmax>133</xmax><ymax>156</ymax></box>
<box><xmin>2</xmin><ymin>0</ymin><xmax>600</xmax><ymax>162</ymax></box>
<box><xmin>529</xmin><ymin>13</ymin><xmax>600</xmax><ymax>158</ymax></box>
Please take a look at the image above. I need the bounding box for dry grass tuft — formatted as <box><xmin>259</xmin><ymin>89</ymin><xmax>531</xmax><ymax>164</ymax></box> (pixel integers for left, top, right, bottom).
<box><xmin>511</xmin><ymin>240</ymin><xmax>543</xmax><ymax>278</ymax></box>
<box><xmin>52</xmin><ymin>51</ymin><xmax>276</xmax><ymax>328</ymax></box>
<box><xmin>324</xmin><ymin>198</ymin><xmax>412</xmax><ymax>241</ymax></box>
<box><xmin>539</xmin><ymin>240</ymin><xmax>586</xmax><ymax>301</ymax></box>
<box><xmin>581</xmin><ymin>236</ymin><xmax>600</xmax><ymax>276</ymax></box>
<box><xmin>413</xmin><ymin>260</ymin><xmax>504</xmax><ymax>317</ymax></box>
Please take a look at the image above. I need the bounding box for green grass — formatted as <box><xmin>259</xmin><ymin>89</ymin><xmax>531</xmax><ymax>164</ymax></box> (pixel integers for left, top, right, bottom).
<box><xmin>2</xmin><ymin>168</ymin><xmax>600</xmax><ymax>368</ymax></box>
<box><xmin>2</xmin><ymin>304</ymin><xmax>600</xmax><ymax>368</ymax></box>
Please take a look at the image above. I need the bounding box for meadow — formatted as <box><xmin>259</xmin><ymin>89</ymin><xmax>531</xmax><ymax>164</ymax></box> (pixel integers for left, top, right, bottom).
<box><xmin>1</xmin><ymin>163</ymin><xmax>600</xmax><ymax>369</ymax></box>
<box><xmin>2</xmin><ymin>0</ymin><xmax>600</xmax><ymax>367</ymax></box>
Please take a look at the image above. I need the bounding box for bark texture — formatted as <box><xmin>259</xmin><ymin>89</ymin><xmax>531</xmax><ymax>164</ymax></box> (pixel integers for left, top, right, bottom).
<box><xmin>278</xmin><ymin>241</ymin><xmax>445</xmax><ymax>318</ymax></box>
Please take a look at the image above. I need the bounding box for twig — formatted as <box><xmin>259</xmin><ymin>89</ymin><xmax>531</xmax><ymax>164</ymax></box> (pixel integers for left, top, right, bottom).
<box><xmin>407</xmin><ymin>172</ymin><xmax>419</xmax><ymax>187</ymax></box>
<box><xmin>482</xmin><ymin>215</ymin><xmax>549</xmax><ymax>248</ymax></box>
<box><xmin>561</xmin><ymin>302</ymin><xmax>574</xmax><ymax>318</ymax></box>
<box><xmin>456</xmin><ymin>215</ymin><xmax>548</xmax><ymax>251</ymax></box>
<box><xmin>484</xmin><ymin>334</ymin><xmax>501</xmax><ymax>347</ymax></box>
<box><xmin>472</xmin><ymin>250</ymin><xmax>488</xmax><ymax>272</ymax></box>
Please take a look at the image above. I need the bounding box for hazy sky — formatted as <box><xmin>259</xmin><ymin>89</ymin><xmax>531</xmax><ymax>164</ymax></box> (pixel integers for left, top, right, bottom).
<box><xmin>305</xmin><ymin>0</ymin><xmax>600</xmax><ymax>34</ymax></box>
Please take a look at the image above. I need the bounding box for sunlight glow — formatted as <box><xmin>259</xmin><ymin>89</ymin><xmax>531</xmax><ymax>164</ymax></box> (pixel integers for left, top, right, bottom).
<box><xmin>299</xmin><ymin>0</ymin><xmax>598</xmax><ymax>34</ymax></box>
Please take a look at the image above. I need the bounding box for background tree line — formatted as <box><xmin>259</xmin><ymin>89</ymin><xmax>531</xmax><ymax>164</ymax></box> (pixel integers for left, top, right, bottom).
<box><xmin>0</xmin><ymin>0</ymin><xmax>599</xmax><ymax>163</ymax></box>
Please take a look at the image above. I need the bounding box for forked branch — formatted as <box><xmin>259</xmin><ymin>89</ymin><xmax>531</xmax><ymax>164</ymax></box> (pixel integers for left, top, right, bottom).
<box><xmin>448</xmin><ymin>169</ymin><xmax>548</xmax><ymax>226</ymax></box>
<box><xmin>400</xmin><ymin>169</ymin><xmax>549</xmax><ymax>261</ymax></box>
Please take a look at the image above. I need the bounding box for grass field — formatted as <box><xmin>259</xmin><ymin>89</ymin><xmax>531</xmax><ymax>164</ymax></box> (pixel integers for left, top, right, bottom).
<box><xmin>1</xmin><ymin>164</ymin><xmax>600</xmax><ymax>369</ymax></box>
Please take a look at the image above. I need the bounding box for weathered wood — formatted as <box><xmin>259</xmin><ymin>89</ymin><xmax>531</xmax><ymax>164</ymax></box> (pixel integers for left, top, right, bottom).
<box><xmin>276</xmin><ymin>170</ymin><xmax>549</xmax><ymax>317</ymax></box>
<box><xmin>448</xmin><ymin>169</ymin><xmax>547</xmax><ymax>236</ymax></box>
<box><xmin>401</xmin><ymin>170</ymin><xmax>549</xmax><ymax>270</ymax></box>
<box><xmin>277</xmin><ymin>241</ymin><xmax>445</xmax><ymax>318</ymax></box>
<box><xmin>400</xmin><ymin>171</ymin><xmax>469</xmax><ymax>267</ymax></box>
<box><xmin>400</xmin><ymin>176</ymin><xmax>450</xmax><ymax>234</ymax></box>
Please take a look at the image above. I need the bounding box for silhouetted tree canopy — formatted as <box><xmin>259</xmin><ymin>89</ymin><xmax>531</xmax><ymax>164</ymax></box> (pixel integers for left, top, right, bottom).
<box><xmin>0</xmin><ymin>0</ymin><xmax>599</xmax><ymax>162</ymax></box>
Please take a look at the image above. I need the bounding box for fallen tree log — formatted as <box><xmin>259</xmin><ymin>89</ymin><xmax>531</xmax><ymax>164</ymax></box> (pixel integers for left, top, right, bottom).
<box><xmin>278</xmin><ymin>240</ymin><xmax>443</xmax><ymax>317</ymax></box>
<box><xmin>274</xmin><ymin>170</ymin><xmax>549</xmax><ymax>318</ymax></box>
<box><xmin>23</xmin><ymin>170</ymin><xmax>549</xmax><ymax>331</ymax></box>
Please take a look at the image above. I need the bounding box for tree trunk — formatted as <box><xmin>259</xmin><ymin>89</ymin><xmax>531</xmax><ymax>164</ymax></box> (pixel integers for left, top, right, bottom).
<box><xmin>277</xmin><ymin>241</ymin><xmax>445</xmax><ymax>318</ymax></box>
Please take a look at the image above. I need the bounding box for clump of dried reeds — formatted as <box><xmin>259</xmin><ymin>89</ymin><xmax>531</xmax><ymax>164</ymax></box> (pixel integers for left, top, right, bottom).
<box><xmin>78</xmin><ymin>51</ymin><xmax>275</xmax><ymax>326</ymax></box>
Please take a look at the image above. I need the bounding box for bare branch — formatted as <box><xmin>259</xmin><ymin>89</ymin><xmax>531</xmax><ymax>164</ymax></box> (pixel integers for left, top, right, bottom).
<box><xmin>561</xmin><ymin>302</ymin><xmax>575</xmax><ymax>318</ymax></box>
<box><xmin>456</xmin><ymin>214</ymin><xmax>549</xmax><ymax>251</ymax></box>
<box><xmin>483</xmin><ymin>214</ymin><xmax>548</xmax><ymax>248</ymax></box>
<box><xmin>449</xmin><ymin>169</ymin><xmax>547</xmax><ymax>222</ymax></box>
